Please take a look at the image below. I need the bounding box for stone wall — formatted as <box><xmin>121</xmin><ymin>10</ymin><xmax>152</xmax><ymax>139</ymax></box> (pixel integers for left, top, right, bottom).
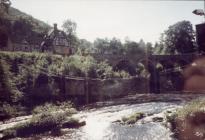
<box><xmin>64</xmin><ymin>77</ymin><xmax>149</xmax><ymax>102</ymax></box>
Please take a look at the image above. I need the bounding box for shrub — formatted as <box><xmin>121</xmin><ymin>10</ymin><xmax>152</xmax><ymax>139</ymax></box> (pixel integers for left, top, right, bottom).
<box><xmin>32</xmin><ymin>102</ymin><xmax>76</xmax><ymax>116</ymax></box>
<box><xmin>0</xmin><ymin>103</ymin><xmax>18</xmax><ymax>119</ymax></box>
<box><xmin>114</xmin><ymin>70</ymin><xmax>131</xmax><ymax>78</ymax></box>
<box><xmin>3</xmin><ymin>111</ymin><xmax>67</xmax><ymax>138</ymax></box>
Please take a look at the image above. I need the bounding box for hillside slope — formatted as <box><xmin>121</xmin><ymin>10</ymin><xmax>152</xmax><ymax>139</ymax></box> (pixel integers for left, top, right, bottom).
<box><xmin>1</xmin><ymin>6</ymin><xmax>51</xmax><ymax>33</ymax></box>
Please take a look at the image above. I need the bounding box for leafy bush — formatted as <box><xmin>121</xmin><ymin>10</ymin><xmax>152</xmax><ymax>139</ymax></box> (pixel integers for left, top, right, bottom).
<box><xmin>62</xmin><ymin>54</ymin><xmax>131</xmax><ymax>79</ymax></box>
<box><xmin>114</xmin><ymin>70</ymin><xmax>131</xmax><ymax>78</ymax></box>
<box><xmin>3</xmin><ymin>111</ymin><xmax>67</xmax><ymax>138</ymax></box>
<box><xmin>0</xmin><ymin>103</ymin><xmax>27</xmax><ymax>120</ymax></box>
<box><xmin>32</xmin><ymin>102</ymin><xmax>76</xmax><ymax>115</ymax></box>
<box><xmin>0</xmin><ymin>103</ymin><xmax>18</xmax><ymax>119</ymax></box>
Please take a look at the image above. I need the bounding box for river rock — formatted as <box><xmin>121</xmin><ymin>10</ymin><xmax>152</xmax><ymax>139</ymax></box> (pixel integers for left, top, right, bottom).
<box><xmin>62</xmin><ymin>119</ymin><xmax>86</xmax><ymax>128</ymax></box>
<box><xmin>152</xmin><ymin>117</ymin><xmax>164</xmax><ymax>122</ymax></box>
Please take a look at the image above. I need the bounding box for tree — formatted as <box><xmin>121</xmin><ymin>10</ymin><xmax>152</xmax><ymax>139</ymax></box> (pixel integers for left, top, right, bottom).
<box><xmin>93</xmin><ymin>38</ymin><xmax>110</xmax><ymax>54</ymax></box>
<box><xmin>93</xmin><ymin>38</ymin><xmax>123</xmax><ymax>54</ymax></box>
<box><xmin>162</xmin><ymin>20</ymin><xmax>197</xmax><ymax>54</ymax></box>
<box><xmin>0</xmin><ymin>0</ymin><xmax>11</xmax><ymax>14</ymax></box>
<box><xmin>62</xmin><ymin>19</ymin><xmax>77</xmax><ymax>35</ymax></box>
<box><xmin>146</xmin><ymin>42</ymin><xmax>153</xmax><ymax>55</ymax></box>
<box><xmin>77</xmin><ymin>39</ymin><xmax>93</xmax><ymax>54</ymax></box>
<box><xmin>108</xmin><ymin>37</ymin><xmax>123</xmax><ymax>54</ymax></box>
<box><xmin>0</xmin><ymin>26</ymin><xmax>8</xmax><ymax>48</ymax></box>
<box><xmin>124</xmin><ymin>40</ymin><xmax>145</xmax><ymax>56</ymax></box>
<box><xmin>62</xmin><ymin>19</ymin><xmax>78</xmax><ymax>48</ymax></box>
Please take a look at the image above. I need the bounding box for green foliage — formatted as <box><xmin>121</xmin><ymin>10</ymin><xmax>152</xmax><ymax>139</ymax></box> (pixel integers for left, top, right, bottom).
<box><xmin>95</xmin><ymin>61</ymin><xmax>114</xmax><ymax>78</ymax></box>
<box><xmin>62</xmin><ymin>54</ymin><xmax>95</xmax><ymax>76</ymax></box>
<box><xmin>94</xmin><ymin>38</ymin><xmax>110</xmax><ymax>54</ymax></box>
<box><xmin>0</xmin><ymin>58</ymin><xmax>22</xmax><ymax>103</ymax></box>
<box><xmin>161</xmin><ymin>20</ymin><xmax>197</xmax><ymax>54</ymax></box>
<box><xmin>1</xmin><ymin>5</ymin><xmax>50</xmax><ymax>33</ymax></box>
<box><xmin>77</xmin><ymin>39</ymin><xmax>93</xmax><ymax>54</ymax></box>
<box><xmin>62</xmin><ymin>54</ymin><xmax>130</xmax><ymax>79</ymax></box>
<box><xmin>62</xmin><ymin>19</ymin><xmax>77</xmax><ymax>35</ymax></box>
<box><xmin>3</xmin><ymin>111</ymin><xmax>67</xmax><ymax>138</ymax></box>
<box><xmin>2</xmin><ymin>101</ymin><xmax>79</xmax><ymax>138</ymax></box>
<box><xmin>176</xmin><ymin>98</ymin><xmax>205</xmax><ymax>119</ymax></box>
<box><xmin>32</xmin><ymin>102</ymin><xmax>76</xmax><ymax>115</ymax></box>
<box><xmin>0</xmin><ymin>51</ymin><xmax>131</xmax><ymax>119</ymax></box>
<box><xmin>0</xmin><ymin>103</ymin><xmax>18</xmax><ymax>119</ymax></box>
<box><xmin>113</xmin><ymin>70</ymin><xmax>131</xmax><ymax>78</ymax></box>
<box><xmin>62</xmin><ymin>19</ymin><xmax>78</xmax><ymax>48</ymax></box>
<box><xmin>0</xmin><ymin>52</ymin><xmax>63</xmax><ymax>118</ymax></box>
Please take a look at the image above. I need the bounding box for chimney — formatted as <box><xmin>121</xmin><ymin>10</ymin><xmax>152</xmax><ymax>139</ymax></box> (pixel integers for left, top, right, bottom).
<box><xmin>54</xmin><ymin>23</ymin><xmax>58</xmax><ymax>31</ymax></box>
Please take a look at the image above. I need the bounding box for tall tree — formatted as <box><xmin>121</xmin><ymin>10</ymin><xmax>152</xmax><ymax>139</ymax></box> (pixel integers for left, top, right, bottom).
<box><xmin>93</xmin><ymin>38</ymin><xmax>110</xmax><ymax>54</ymax></box>
<box><xmin>146</xmin><ymin>42</ymin><xmax>153</xmax><ymax>55</ymax></box>
<box><xmin>153</xmin><ymin>42</ymin><xmax>164</xmax><ymax>55</ymax></box>
<box><xmin>77</xmin><ymin>39</ymin><xmax>93</xmax><ymax>54</ymax></box>
<box><xmin>162</xmin><ymin>20</ymin><xmax>197</xmax><ymax>54</ymax></box>
<box><xmin>109</xmin><ymin>37</ymin><xmax>123</xmax><ymax>54</ymax></box>
<box><xmin>62</xmin><ymin>19</ymin><xmax>77</xmax><ymax>35</ymax></box>
<box><xmin>62</xmin><ymin>19</ymin><xmax>78</xmax><ymax>47</ymax></box>
<box><xmin>124</xmin><ymin>40</ymin><xmax>145</xmax><ymax>55</ymax></box>
<box><xmin>0</xmin><ymin>0</ymin><xmax>11</xmax><ymax>14</ymax></box>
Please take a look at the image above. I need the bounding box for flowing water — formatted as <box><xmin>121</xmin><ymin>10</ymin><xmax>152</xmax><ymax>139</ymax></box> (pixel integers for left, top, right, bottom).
<box><xmin>60</xmin><ymin>102</ymin><xmax>181</xmax><ymax>140</ymax></box>
<box><xmin>5</xmin><ymin>94</ymin><xmax>204</xmax><ymax>140</ymax></box>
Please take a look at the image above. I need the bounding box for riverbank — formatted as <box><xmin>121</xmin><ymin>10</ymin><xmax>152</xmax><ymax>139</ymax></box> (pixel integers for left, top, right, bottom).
<box><xmin>0</xmin><ymin>102</ymin><xmax>85</xmax><ymax>139</ymax></box>
<box><xmin>167</xmin><ymin>97</ymin><xmax>205</xmax><ymax>140</ymax></box>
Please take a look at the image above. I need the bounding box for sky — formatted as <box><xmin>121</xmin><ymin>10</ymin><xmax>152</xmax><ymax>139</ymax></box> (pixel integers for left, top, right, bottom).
<box><xmin>12</xmin><ymin>0</ymin><xmax>205</xmax><ymax>43</ymax></box>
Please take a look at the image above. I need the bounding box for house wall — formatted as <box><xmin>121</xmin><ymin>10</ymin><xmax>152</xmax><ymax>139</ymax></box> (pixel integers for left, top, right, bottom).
<box><xmin>53</xmin><ymin>45</ymin><xmax>71</xmax><ymax>55</ymax></box>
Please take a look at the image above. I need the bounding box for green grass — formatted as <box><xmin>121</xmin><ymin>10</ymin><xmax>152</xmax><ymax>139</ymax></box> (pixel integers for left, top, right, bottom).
<box><xmin>32</xmin><ymin>102</ymin><xmax>77</xmax><ymax>116</ymax></box>
<box><xmin>165</xmin><ymin>97</ymin><xmax>205</xmax><ymax>139</ymax></box>
<box><xmin>176</xmin><ymin>98</ymin><xmax>205</xmax><ymax>119</ymax></box>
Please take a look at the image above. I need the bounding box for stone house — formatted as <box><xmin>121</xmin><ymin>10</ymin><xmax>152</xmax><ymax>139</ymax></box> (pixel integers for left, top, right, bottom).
<box><xmin>41</xmin><ymin>24</ymin><xmax>74</xmax><ymax>55</ymax></box>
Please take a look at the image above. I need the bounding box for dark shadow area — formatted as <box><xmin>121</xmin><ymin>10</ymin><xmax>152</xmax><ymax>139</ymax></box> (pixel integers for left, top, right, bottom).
<box><xmin>113</xmin><ymin>60</ymin><xmax>136</xmax><ymax>76</ymax></box>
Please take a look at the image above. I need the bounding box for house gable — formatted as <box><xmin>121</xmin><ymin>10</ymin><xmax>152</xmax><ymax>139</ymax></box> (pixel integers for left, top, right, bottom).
<box><xmin>41</xmin><ymin>23</ymin><xmax>73</xmax><ymax>55</ymax></box>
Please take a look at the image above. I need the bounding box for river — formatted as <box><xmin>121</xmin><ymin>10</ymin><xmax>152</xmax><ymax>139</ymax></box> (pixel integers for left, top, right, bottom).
<box><xmin>6</xmin><ymin>94</ymin><xmax>204</xmax><ymax>140</ymax></box>
<box><xmin>64</xmin><ymin>102</ymin><xmax>180</xmax><ymax>140</ymax></box>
